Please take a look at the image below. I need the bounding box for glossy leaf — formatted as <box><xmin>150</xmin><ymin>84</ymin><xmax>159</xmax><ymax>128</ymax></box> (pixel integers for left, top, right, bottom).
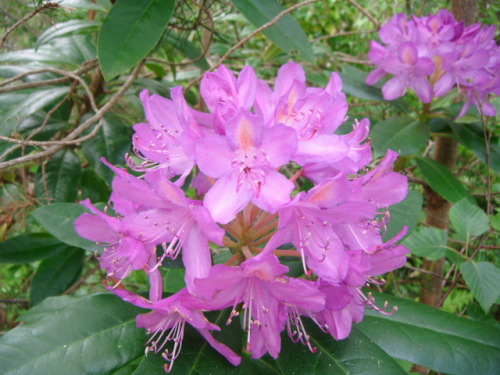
<box><xmin>81</xmin><ymin>112</ymin><xmax>132</xmax><ymax>182</ymax></box>
<box><xmin>383</xmin><ymin>190</ymin><xmax>423</xmax><ymax>241</ymax></box>
<box><xmin>449</xmin><ymin>199</ymin><xmax>490</xmax><ymax>242</ymax></box>
<box><xmin>30</xmin><ymin>247</ymin><xmax>85</xmax><ymax>305</ymax></box>
<box><xmin>80</xmin><ymin>168</ymin><xmax>112</xmax><ymax>203</ymax></box>
<box><xmin>357</xmin><ymin>292</ymin><xmax>500</xmax><ymax>375</ymax></box>
<box><xmin>35</xmin><ymin>149</ymin><xmax>82</xmax><ymax>203</ymax></box>
<box><xmin>232</xmin><ymin>0</ymin><xmax>313</xmax><ymax>61</ymax></box>
<box><xmin>0</xmin><ymin>87</ymin><xmax>69</xmax><ymax>136</ymax></box>
<box><xmin>164</xmin><ymin>31</ymin><xmax>210</xmax><ymax>70</ymax></box>
<box><xmin>402</xmin><ymin>226</ymin><xmax>448</xmax><ymax>260</ymax></box>
<box><xmin>451</xmin><ymin>122</ymin><xmax>500</xmax><ymax>173</ymax></box>
<box><xmin>0</xmin><ymin>293</ymin><xmax>147</xmax><ymax>375</ymax></box>
<box><xmin>32</xmin><ymin>203</ymin><xmax>101</xmax><ymax>252</ymax></box>
<box><xmin>59</xmin><ymin>0</ymin><xmax>108</xmax><ymax>11</ymax></box>
<box><xmin>133</xmin><ymin>308</ymin><xmax>406</xmax><ymax>375</ymax></box>
<box><xmin>340</xmin><ymin>65</ymin><xmax>384</xmax><ymax>101</ymax></box>
<box><xmin>460</xmin><ymin>261</ymin><xmax>500</xmax><ymax>312</ymax></box>
<box><xmin>0</xmin><ymin>35</ymin><xmax>96</xmax><ymax>67</ymax></box>
<box><xmin>36</xmin><ymin>20</ymin><xmax>100</xmax><ymax>48</ymax></box>
<box><xmin>339</xmin><ymin>65</ymin><xmax>408</xmax><ymax>112</ymax></box>
<box><xmin>0</xmin><ymin>233</ymin><xmax>67</xmax><ymax>264</ymax></box>
<box><xmin>98</xmin><ymin>0</ymin><xmax>176</xmax><ymax>80</ymax></box>
<box><xmin>371</xmin><ymin>117</ymin><xmax>429</xmax><ymax>157</ymax></box>
<box><xmin>416</xmin><ymin>157</ymin><xmax>475</xmax><ymax>204</ymax></box>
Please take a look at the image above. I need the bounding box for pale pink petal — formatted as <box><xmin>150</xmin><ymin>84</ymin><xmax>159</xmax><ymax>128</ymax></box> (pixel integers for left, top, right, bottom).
<box><xmin>253</xmin><ymin>171</ymin><xmax>293</xmax><ymax>213</ymax></box>
<box><xmin>204</xmin><ymin>173</ymin><xmax>252</xmax><ymax>224</ymax></box>
<box><xmin>195</xmin><ymin>135</ymin><xmax>234</xmax><ymax>178</ymax></box>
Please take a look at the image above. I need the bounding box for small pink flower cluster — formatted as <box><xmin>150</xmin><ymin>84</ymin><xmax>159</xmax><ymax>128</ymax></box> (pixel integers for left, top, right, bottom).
<box><xmin>366</xmin><ymin>9</ymin><xmax>499</xmax><ymax>117</ymax></box>
<box><xmin>75</xmin><ymin>62</ymin><xmax>409</xmax><ymax>372</ymax></box>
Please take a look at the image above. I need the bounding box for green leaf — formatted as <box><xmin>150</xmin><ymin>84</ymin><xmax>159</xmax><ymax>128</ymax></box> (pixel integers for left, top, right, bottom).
<box><xmin>450</xmin><ymin>199</ymin><xmax>489</xmax><ymax>242</ymax></box>
<box><xmin>163</xmin><ymin>268</ymin><xmax>186</xmax><ymax>294</ymax></box>
<box><xmin>0</xmin><ymin>233</ymin><xmax>67</xmax><ymax>264</ymax></box>
<box><xmin>416</xmin><ymin>157</ymin><xmax>475</xmax><ymax>204</ymax></box>
<box><xmin>451</xmin><ymin>122</ymin><xmax>500</xmax><ymax>173</ymax></box>
<box><xmin>0</xmin><ymin>293</ymin><xmax>147</xmax><ymax>375</ymax></box>
<box><xmin>371</xmin><ymin>117</ymin><xmax>429</xmax><ymax>157</ymax></box>
<box><xmin>32</xmin><ymin>203</ymin><xmax>101</xmax><ymax>252</ymax></box>
<box><xmin>0</xmin><ymin>87</ymin><xmax>69</xmax><ymax>135</ymax></box>
<box><xmin>232</xmin><ymin>0</ymin><xmax>313</xmax><ymax>61</ymax></box>
<box><xmin>164</xmin><ymin>31</ymin><xmax>210</xmax><ymax>70</ymax></box>
<box><xmin>383</xmin><ymin>190</ymin><xmax>423</xmax><ymax>241</ymax></box>
<box><xmin>81</xmin><ymin>112</ymin><xmax>132</xmax><ymax>182</ymax></box>
<box><xmin>133</xmin><ymin>309</ymin><xmax>406</xmax><ymax>375</ymax></box>
<box><xmin>402</xmin><ymin>226</ymin><xmax>448</xmax><ymax>260</ymax></box>
<box><xmin>275</xmin><ymin>325</ymin><xmax>407</xmax><ymax>375</ymax></box>
<box><xmin>339</xmin><ymin>65</ymin><xmax>408</xmax><ymax>112</ymax></box>
<box><xmin>36</xmin><ymin>20</ymin><xmax>101</xmax><ymax>48</ymax></box>
<box><xmin>0</xmin><ymin>35</ymin><xmax>96</xmax><ymax>67</ymax></box>
<box><xmin>460</xmin><ymin>261</ymin><xmax>500</xmax><ymax>312</ymax></box>
<box><xmin>357</xmin><ymin>292</ymin><xmax>500</xmax><ymax>375</ymax></box>
<box><xmin>35</xmin><ymin>149</ymin><xmax>82</xmax><ymax>203</ymax></box>
<box><xmin>81</xmin><ymin>168</ymin><xmax>112</xmax><ymax>203</ymax></box>
<box><xmin>98</xmin><ymin>0</ymin><xmax>176</xmax><ymax>80</ymax></box>
<box><xmin>340</xmin><ymin>65</ymin><xmax>384</xmax><ymax>101</ymax></box>
<box><xmin>30</xmin><ymin>247</ymin><xmax>85</xmax><ymax>305</ymax></box>
<box><xmin>59</xmin><ymin>0</ymin><xmax>108</xmax><ymax>11</ymax></box>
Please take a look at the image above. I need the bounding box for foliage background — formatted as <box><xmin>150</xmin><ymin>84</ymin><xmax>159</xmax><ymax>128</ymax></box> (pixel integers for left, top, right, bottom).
<box><xmin>0</xmin><ymin>0</ymin><xmax>499</xmax><ymax>374</ymax></box>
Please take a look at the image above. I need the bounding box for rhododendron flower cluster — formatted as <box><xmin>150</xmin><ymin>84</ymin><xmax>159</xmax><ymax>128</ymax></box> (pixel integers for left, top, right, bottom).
<box><xmin>366</xmin><ymin>9</ymin><xmax>500</xmax><ymax>117</ymax></box>
<box><xmin>75</xmin><ymin>62</ymin><xmax>409</xmax><ymax>372</ymax></box>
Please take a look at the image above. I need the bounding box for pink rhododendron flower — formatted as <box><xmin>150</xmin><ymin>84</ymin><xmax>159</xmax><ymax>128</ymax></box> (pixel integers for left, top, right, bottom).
<box><xmin>75</xmin><ymin>62</ymin><xmax>410</xmax><ymax>372</ymax></box>
<box><xmin>367</xmin><ymin>10</ymin><xmax>499</xmax><ymax>117</ymax></box>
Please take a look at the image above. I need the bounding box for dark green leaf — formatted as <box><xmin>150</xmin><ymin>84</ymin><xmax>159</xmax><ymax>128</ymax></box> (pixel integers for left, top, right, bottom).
<box><xmin>36</xmin><ymin>20</ymin><xmax>100</xmax><ymax>48</ymax></box>
<box><xmin>416</xmin><ymin>157</ymin><xmax>475</xmax><ymax>204</ymax></box>
<box><xmin>35</xmin><ymin>149</ymin><xmax>82</xmax><ymax>203</ymax></box>
<box><xmin>133</xmin><ymin>308</ymin><xmax>406</xmax><ymax>375</ymax></box>
<box><xmin>371</xmin><ymin>117</ymin><xmax>429</xmax><ymax>157</ymax></box>
<box><xmin>81</xmin><ymin>112</ymin><xmax>132</xmax><ymax>182</ymax></box>
<box><xmin>450</xmin><ymin>199</ymin><xmax>490</xmax><ymax>242</ymax></box>
<box><xmin>0</xmin><ymin>233</ymin><xmax>66</xmax><ymax>264</ymax></box>
<box><xmin>451</xmin><ymin>122</ymin><xmax>500</xmax><ymax>173</ymax></box>
<box><xmin>0</xmin><ymin>35</ymin><xmax>96</xmax><ymax>67</ymax></box>
<box><xmin>339</xmin><ymin>65</ymin><xmax>408</xmax><ymax>112</ymax></box>
<box><xmin>0</xmin><ymin>294</ymin><xmax>147</xmax><ymax>375</ymax></box>
<box><xmin>383</xmin><ymin>190</ymin><xmax>423</xmax><ymax>241</ymax></box>
<box><xmin>132</xmin><ymin>308</ymin><xmax>245</xmax><ymax>375</ymax></box>
<box><xmin>357</xmin><ymin>292</ymin><xmax>500</xmax><ymax>375</ymax></box>
<box><xmin>164</xmin><ymin>31</ymin><xmax>210</xmax><ymax>70</ymax></box>
<box><xmin>81</xmin><ymin>168</ymin><xmax>112</xmax><ymax>203</ymax></box>
<box><xmin>163</xmin><ymin>268</ymin><xmax>186</xmax><ymax>294</ymax></box>
<box><xmin>460</xmin><ymin>261</ymin><xmax>500</xmax><ymax>312</ymax></box>
<box><xmin>232</xmin><ymin>0</ymin><xmax>313</xmax><ymax>61</ymax></box>
<box><xmin>32</xmin><ymin>203</ymin><xmax>101</xmax><ymax>252</ymax></box>
<box><xmin>0</xmin><ymin>87</ymin><xmax>69</xmax><ymax>135</ymax></box>
<box><xmin>402</xmin><ymin>226</ymin><xmax>448</xmax><ymax>260</ymax></box>
<box><xmin>98</xmin><ymin>0</ymin><xmax>176</xmax><ymax>80</ymax></box>
<box><xmin>340</xmin><ymin>65</ymin><xmax>384</xmax><ymax>101</ymax></box>
<box><xmin>30</xmin><ymin>247</ymin><xmax>85</xmax><ymax>305</ymax></box>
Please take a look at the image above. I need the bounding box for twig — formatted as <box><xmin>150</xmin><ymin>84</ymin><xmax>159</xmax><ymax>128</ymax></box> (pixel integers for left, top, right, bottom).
<box><xmin>0</xmin><ymin>2</ymin><xmax>59</xmax><ymax>49</ymax></box>
<box><xmin>346</xmin><ymin>0</ymin><xmax>380</xmax><ymax>28</ymax></box>
<box><xmin>0</xmin><ymin>62</ymin><xmax>143</xmax><ymax>171</ymax></box>
<box><xmin>146</xmin><ymin>1</ymin><xmax>214</xmax><ymax>68</ymax></box>
<box><xmin>313</xmin><ymin>29</ymin><xmax>377</xmax><ymax>42</ymax></box>
<box><xmin>0</xmin><ymin>60</ymin><xmax>98</xmax><ymax>92</ymax></box>
<box><xmin>185</xmin><ymin>0</ymin><xmax>321</xmax><ymax>91</ymax></box>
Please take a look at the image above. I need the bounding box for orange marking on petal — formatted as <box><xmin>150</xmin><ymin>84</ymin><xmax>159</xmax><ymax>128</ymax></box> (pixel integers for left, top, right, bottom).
<box><xmin>237</xmin><ymin>119</ymin><xmax>255</xmax><ymax>150</ymax></box>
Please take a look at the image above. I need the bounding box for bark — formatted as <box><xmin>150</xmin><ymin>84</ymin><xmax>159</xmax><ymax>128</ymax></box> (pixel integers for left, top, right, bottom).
<box><xmin>412</xmin><ymin>2</ymin><xmax>477</xmax><ymax>374</ymax></box>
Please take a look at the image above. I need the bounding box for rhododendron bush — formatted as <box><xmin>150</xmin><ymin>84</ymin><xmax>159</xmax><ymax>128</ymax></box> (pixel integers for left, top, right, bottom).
<box><xmin>0</xmin><ymin>1</ymin><xmax>498</xmax><ymax>375</ymax></box>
